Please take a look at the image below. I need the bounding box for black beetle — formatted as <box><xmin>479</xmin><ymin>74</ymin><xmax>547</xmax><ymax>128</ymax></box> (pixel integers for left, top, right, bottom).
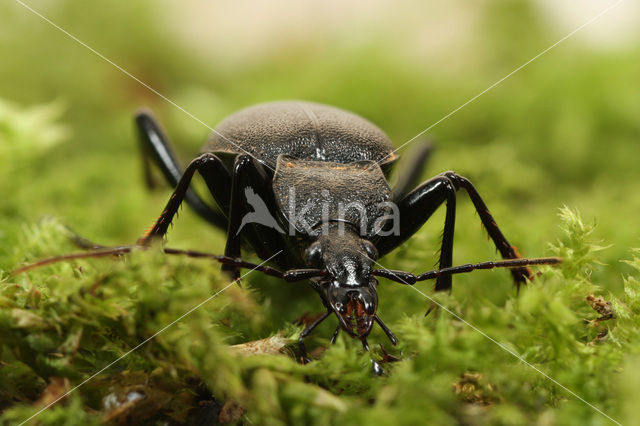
<box><xmin>130</xmin><ymin>100</ymin><xmax>557</xmax><ymax>362</ymax></box>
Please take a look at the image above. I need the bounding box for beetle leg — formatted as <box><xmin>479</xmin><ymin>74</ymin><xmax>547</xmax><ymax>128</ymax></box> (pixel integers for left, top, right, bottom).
<box><xmin>361</xmin><ymin>338</ymin><xmax>370</xmax><ymax>352</ymax></box>
<box><xmin>360</xmin><ymin>338</ymin><xmax>386</xmax><ymax>375</ymax></box>
<box><xmin>376</xmin><ymin>171</ymin><xmax>533</xmax><ymax>291</ymax></box>
<box><xmin>135</xmin><ymin>111</ymin><xmax>231</xmax><ymax>230</ymax></box>
<box><xmin>375</xmin><ymin>175</ymin><xmax>457</xmax><ymax>292</ymax></box>
<box><xmin>392</xmin><ymin>143</ymin><xmax>433</xmax><ymax>200</ymax></box>
<box><xmin>441</xmin><ymin>171</ymin><xmax>533</xmax><ymax>288</ymax></box>
<box><xmin>135</xmin><ymin>110</ymin><xmax>181</xmax><ymax>189</ymax></box>
<box><xmin>330</xmin><ymin>325</ymin><xmax>340</xmax><ymax>344</ymax></box>
<box><xmin>374</xmin><ymin>315</ymin><xmax>398</xmax><ymax>345</ymax></box>
<box><xmin>223</xmin><ymin>154</ymin><xmax>290</xmax><ymax>278</ymax></box>
<box><xmin>138</xmin><ymin>153</ymin><xmax>231</xmax><ymax>243</ymax></box>
<box><xmin>298</xmin><ymin>310</ymin><xmax>332</xmax><ymax>364</ymax></box>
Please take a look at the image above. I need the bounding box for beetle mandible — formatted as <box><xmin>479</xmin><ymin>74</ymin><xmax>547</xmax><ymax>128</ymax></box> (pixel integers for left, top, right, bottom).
<box><xmin>133</xmin><ymin>100</ymin><xmax>554</xmax><ymax>362</ymax></box>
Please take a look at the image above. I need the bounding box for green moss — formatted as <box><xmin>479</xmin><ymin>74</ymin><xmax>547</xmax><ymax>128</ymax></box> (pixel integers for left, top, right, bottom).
<box><xmin>2</xmin><ymin>193</ymin><xmax>639</xmax><ymax>424</ymax></box>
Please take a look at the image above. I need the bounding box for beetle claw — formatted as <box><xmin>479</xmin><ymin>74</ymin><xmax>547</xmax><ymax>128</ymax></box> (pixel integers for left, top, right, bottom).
<box><xmin>512</xmin><ymin>266</ymin><xmax>533</xmax><ymax>290</ymax></box>
<box><xmin>330</xmin><ymin>325</ymin><xmax>340</xmax><ymax>344</ymax></box>
<box><xmin>361</xmin><ymin>337</ymin><xmax>370</xmax><ymax>352</ymax></box>
<box><xmin>300</xmin><ymin>355</ymin><xmax>311</xmax><ymax>365</ymax></box>
<box><xmin>424</xmin><ymin>301</ymin><xmax>438</xmax><ymax>317</ymax></box>
<box><xmin>222</xmin><ymin>265</ymin><xmax>241</xmax><ymax>285</ymax></box>
<box><xmin>371</xmin><ymin>359</ymin><xmax>385</xmax><ymax>376</ymax></box>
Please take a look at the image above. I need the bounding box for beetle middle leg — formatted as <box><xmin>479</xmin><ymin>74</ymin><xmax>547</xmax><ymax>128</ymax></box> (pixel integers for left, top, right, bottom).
<box><xmin>222</xmin><ymin>154</ymin><xmax>292</xmax><ymax>278</ymax></box>
<box><xmin>138</xmin><ymin>153</ymin><xmax>232</xmax><ymax>243</ymax></box>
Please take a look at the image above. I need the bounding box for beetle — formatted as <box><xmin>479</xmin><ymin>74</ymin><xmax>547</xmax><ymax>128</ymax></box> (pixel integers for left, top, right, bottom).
<box><xmin>129</xmin><ymin>100</ymin><xmax>557</xmax><ymax>362</ymax></box>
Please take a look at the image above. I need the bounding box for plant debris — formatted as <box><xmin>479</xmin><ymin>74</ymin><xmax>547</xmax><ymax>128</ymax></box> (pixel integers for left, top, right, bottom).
<box><xmin>452</xmin><ymin>373</ymin><xmax>500</xmax><ymax>406</ymax></box>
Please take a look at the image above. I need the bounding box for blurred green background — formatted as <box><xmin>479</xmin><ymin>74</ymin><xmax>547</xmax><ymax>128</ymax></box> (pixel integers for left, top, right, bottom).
<box><xmin>1</xmin><ymin>0</ymin><xmax>639</xmax><ymax>424</ymax></box>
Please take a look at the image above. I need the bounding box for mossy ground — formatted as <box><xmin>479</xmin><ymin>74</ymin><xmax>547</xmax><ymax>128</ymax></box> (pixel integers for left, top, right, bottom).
<box><xmin>1</xmin><ymin>1</ymin><xmax>639</xmax><ymax>424</ymax></box>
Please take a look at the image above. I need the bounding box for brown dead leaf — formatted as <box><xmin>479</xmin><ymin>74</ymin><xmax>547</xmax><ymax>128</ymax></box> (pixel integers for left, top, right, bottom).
<box><xmin>218</xmin><ymin>400</ymin><xmax>244</xmax><ymax>423</ymax></box>
<box><xmin>35</xmin><ymin>377</ymin><xmax>70</xmax><ymax>407</ymax></box>
<box><xmin>11</xmin><ymin>308</ymin><xmax>50</xmax><ymax>329</ymax></box>
<box><xmin>587</xmin><ymin>328</ymin><xmax>609</xmax><ymax>346</ymax></box>
<box><xmin>585</xmin><ymin>294</ymin><xmax>615</xmax><ymax>327</ymax></box>
<box><xmin>452</xmin><ymin>373</ymin><xmax>500</xmax><ymax>406</ymax></box>
<box><xmin>102</xmin><ymin>384</ymin><xmax>172</xmax><ymax>424</ymax></box>
<box><xmin>378</xmin><ymin>344</ymin><xmax>401</xmax><ymax>364</ymax></box>
<box><xmin>229</xmin><ymin>333</ymin><xmax>289</xmax><ymax>356</ymax></box>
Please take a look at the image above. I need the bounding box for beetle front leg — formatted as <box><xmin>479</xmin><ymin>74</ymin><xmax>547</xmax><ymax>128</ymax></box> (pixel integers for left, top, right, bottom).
<box><xmin>138</xmin><ymin>153</ymin><xmax>230</xmax><ymax>244</ymax></box>
<box><xmin>377</xmin><ymin>171</ymin><xmax>532</xmax><ymax>291</ymax></box>
<box><xmin>441</xmin><ymin>171</ymin><xmax>533</xmax><ymax>288</ymax></box>
<box><xmin>298</xmin><ymin>310</ymin><xmax>332</xmax><ymax>364</ymax></box>
<box><xmin>376</xmin><ymin>175</ymin><xmax>457</xmax><ymax>291</ymax></box>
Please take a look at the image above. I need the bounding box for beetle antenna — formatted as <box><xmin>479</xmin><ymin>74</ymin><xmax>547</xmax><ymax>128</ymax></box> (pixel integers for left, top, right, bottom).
<box><xmin>371</xmin><ymin>269</ymin><xmax>416</xmax><ymax>284</ymax></box>
<box><xmin>415</xmin><ymin>257</ymin><xmax>561</xmax><ymax>282</ymax></box>
<box><xmin>282</xmin><ymin>269</ymin><xmax>327</xmax><ymax>282</ymax></box>
<box><xmin>11</xmin><ymin>245</ymin><xmax>286</xmax><ymax>279</ymax></box>
<box><xmin>12</xmin><ymin>246</ymin><xmax>133</xmax><ymax>274</ymax></box>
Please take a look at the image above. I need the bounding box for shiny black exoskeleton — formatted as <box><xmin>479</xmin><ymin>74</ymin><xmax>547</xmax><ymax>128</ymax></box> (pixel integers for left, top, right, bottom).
<box><xmin>136</xmin><ymin>100</ymin><xmax>536</xmax><ymax>362</ymax></box>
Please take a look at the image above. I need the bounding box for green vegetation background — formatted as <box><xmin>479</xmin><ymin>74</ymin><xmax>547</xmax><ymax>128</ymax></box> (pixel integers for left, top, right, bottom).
<box><xmin>1</xmin><ymin>1</ymin><xmax>639</xmax><ymax>424</ymax></box>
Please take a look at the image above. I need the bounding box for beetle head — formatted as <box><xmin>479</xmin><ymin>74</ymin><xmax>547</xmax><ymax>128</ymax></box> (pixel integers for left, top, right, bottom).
<box><xmin>306</xmin><ymin>223</ymin><xmax>379</xmax><ymax>338</ymax></box>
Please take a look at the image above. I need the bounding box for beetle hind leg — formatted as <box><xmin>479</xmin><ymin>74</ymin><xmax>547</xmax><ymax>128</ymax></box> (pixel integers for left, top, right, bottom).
<box><xmin>393</xmin><ymin>143</ymin><xmax>434</xmax><ymax>200</ymax></box>
<box><xmin>135</xmin><ymin>111</ymin><xmax>230</xmax><ymax>231</ymax></box>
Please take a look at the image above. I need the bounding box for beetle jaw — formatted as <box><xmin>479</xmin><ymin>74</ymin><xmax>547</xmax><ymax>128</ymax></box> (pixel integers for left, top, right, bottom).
<box><xmin>326</xmin><ymin>283</ymin><xmax>378</xmax><ymax>339</ymax></box>
<box><xmin>335</xmin><ymin>299</ymin><xmax>375</xmax><ymax>339</ymax></box>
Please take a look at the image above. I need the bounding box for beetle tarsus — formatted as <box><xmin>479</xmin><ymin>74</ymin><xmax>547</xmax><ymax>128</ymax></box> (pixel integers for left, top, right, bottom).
<box><xmin>424</xmin><ymin>301</ymin><xmax>438</xmax><ymax>317</ymax></box>
<box><xmin>371</xmin><ymin>359</ymin><xmax>385</xmax><ymax>376</ymax></box>
<box><xmin>361</xmin><ymin>338</ymin><xmax>370</xmax><ymax>352</ymax></box>
<box><xmin>330</xmin><ymin>326</ymin><xmax>340</xmax><ymax>344</ymax></box>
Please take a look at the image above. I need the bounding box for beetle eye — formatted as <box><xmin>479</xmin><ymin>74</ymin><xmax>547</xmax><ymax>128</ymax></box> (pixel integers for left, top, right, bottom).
<box><xmin>305</xmin><ymin>242</ymin><xmax>324</xmax><ymax>267</ymax></box>
<box><xmin>361</xmin><ymin>240</ymin><xmax>378</xmax><ymax>260</ymax></box>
